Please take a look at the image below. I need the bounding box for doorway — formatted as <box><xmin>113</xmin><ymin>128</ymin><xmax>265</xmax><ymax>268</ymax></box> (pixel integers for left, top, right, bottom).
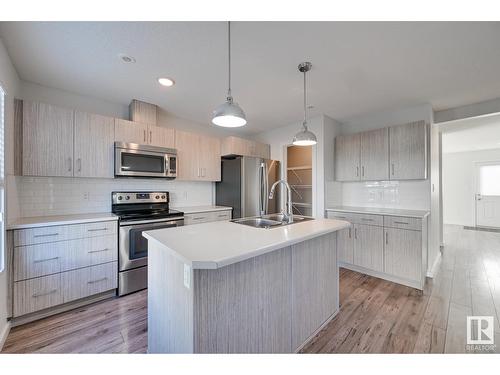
<box><xmin>475</xmin><ymin>161</ymin><xmax>500</xmax><ymax>228</ymax></box>
<box><xmin>286</xmin><ymin>145</ymin><xmax>313</xmax><ymax>216</ymax></box>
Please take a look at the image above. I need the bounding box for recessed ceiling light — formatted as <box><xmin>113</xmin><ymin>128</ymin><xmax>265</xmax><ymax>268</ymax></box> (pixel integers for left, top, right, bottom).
<box><xmin>158</xmin><ymin>77</ymin><xmax>175</xmax><ymax>87</ymax></box>
<box><xmin>118</xmin><ymin>54</ymin><xmax>136</xmax><ymax>63</ymax></box>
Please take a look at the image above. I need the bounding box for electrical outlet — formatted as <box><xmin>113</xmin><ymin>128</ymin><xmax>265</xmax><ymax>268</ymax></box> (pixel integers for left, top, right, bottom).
<box><xmin>83</xmin><ymin>192</ymin><xmax>90</xmax><ymax>200</ymax></box>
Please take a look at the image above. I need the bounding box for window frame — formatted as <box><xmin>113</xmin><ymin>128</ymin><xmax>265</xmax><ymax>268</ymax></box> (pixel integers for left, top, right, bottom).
<box><xmin>0</xmin><ymin>84</ymin><xmax>5</xmax><ymax>273</ymax></box>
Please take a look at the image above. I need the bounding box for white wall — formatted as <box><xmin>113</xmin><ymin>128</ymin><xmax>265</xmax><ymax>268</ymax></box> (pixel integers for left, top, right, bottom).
<box><xmin>0</xmin><ymin>37</ymin><xmax>20</xmax><ymax>349</ymax></box>
<box><xmin>443</xmin><ymin>148</ymin><xmax>500</xmax><ymax>226</ymax></box>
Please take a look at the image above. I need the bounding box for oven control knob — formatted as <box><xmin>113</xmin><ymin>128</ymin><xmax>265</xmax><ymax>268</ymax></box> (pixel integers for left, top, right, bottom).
<box><xmin>125</xmin><ymin>196</ymin><xmax>130</xmax><ymax>200</ymax></box>
<box><xmin>118</xmin><ymin>196</ymin><xmax>122</xmax><ymax>201</ymax></box>
<box><xmin>155</xmin><ymin>195</ymin><xmax>160</xmax><ymax>199</ymax></box>
<box><xmin>161</xmin><ymin>195</ymin><xmax>166</xmax><ymax>199</ymax></box>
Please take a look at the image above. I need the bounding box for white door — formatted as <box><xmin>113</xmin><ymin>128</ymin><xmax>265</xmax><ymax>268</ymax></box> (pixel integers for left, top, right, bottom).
<box><xmin>475</xmin><ymin>162</ymin><xmax>500</xmax><ymax>228</ymax></box>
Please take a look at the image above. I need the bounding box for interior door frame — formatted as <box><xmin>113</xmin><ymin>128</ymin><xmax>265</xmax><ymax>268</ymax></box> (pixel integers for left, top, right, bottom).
<box><xmin>473</xmin><ymin>160</ymin><xmax>500</xmax><ymax>227</ymax></box>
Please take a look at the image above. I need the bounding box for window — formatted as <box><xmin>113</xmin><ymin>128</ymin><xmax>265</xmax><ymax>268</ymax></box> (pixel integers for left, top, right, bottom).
<box><xmin>479</xmin><ymin>164</ymin><xmax>500</xmax><ymax>196</ymax></box>
<box><xmin>0</xmin><ymin>85</ymin><xmax>4</xmax><ymax>272</ymax></box>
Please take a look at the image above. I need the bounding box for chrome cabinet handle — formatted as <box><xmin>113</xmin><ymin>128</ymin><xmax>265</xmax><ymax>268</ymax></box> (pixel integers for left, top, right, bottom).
<box><xmin>218</xmin><ymin>214</ymin><xmax>229</xmax><ymax>218</ymax></box>
<box><xmin>394</xmin><ymin>221</ymin><xmax>409</xmax><ymax>225</ymax></box>
<box><xmin>192</xmin><ymin>217</ymin><xmax>205</xmax><ymax>221</ymax></box>
<box><xmin>348</xmin><ymin>227</ymin><xmax>352</xmax><ymax>238</ymax></box>
<box><xmin>88</xmin><ymin>248</ymin><xmax>109</xmax><ymax>254</ymax></box>
<box><xmin>88</xmin><ymin>277</ymin><xmax>108</xmax><ymax>284</ymax></box>
<box><xmin>77</xmin><ymin>158</ymin><xmax>82</xmax><ymax>172</ymax></box>
<box><xmin>87</xmin><ymin>228</ymin><xmax>108</xmax><ymax>232</ymax></box>
<box><xmin>361</xmin><ymin>218</ymin><xmax>374</xmax><ymax>222</ymax></box>
<box><xmin>354</xmin><ymin>227</ymin><xmax>358</xmax><ymax>239</ymax></box>
<box><xmin>68</xmin><ymin>157</ymin><xmax>72</xmax><ymax>172</ymax></box>
<box><xmin>143</xmin><ymin>130</ymin><xmax>146</xmax><ymax>143</ymax></box>
<box><xmin>385</xmin><ymin>231</ymin><xmax>388</xmax><ymax>244</ymax></box>
<box><xmin>356</xmin><ymin>166</ymin><xmax>359</xmax><ymax>177</ymax></box>
<box><xmin>32</xmin><ymin>289</ymin><xmax>57</xmax><ymax>298</ymax></box>
<box><xmin>34</xmin><ymin>256</ymin><xmax>59</xmax><ymax>264</ymax></box>
<box><xmin>149</xmin><ymin>131</ymin><xmax>152</xmax><ymax>144</ymax></box>
<box><xmin>362</xmin><ymin>166</ymin><xmax>365</xmax><ymax>177</ymax></box>
<box><xmin>391</xmin><ymin>163</ymin><xmax>395</xmax><ymax>176</ymax></box>
<box><xmin>34</xmin><ymin>233</ymin><xmax>59</xmax><ymax>238</ymax></box>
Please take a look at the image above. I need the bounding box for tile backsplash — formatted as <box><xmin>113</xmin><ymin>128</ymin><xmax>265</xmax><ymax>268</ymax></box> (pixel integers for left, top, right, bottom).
<box><xmin>16</xmin><ymin>176</ymin><xmax>214</xmax><ymax>217</ymax></box>
<box><xmin>340</xmin><ymin>180</ymin><xmax>431</xmax><ymax>210</ymax></box>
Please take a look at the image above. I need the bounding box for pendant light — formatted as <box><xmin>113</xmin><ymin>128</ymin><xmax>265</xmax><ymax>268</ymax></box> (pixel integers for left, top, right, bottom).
<box><xmin>293</xmin><ymin>62</ymin><xmax>317</xmax><ymax>146</ymax></box>
<box><xmin>212</xmin><ymin>21</ymin><xmax>247</xmax><ymax>127</ymax></box>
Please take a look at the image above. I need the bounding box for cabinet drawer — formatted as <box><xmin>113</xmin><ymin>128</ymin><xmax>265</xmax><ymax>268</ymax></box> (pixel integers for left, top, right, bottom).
<box><xmin>14</xmin><ymin>235</ymin><xmax>118</xmax><ymax>281</ymax></box>
<box><xmin>184</xmin><ymin>213</ymin><xmax>212</xmax><ymax>225</ymax></box>
<box><xmin>352</xmin><ymin>213</ymin><xmax>383</xmax><ymax>226</ymax></box>
<box><xmin>62</xmin><ymin>262</ymin><xmax>117</xmax><ymax>303</ymax></box>
<box><xmin>326</xmin><ymin>211</ymin><xmax>357</xmax><ymax>223</ymax></box>
<box><xmin>14</xmin><ymin>220</ymin><xmax>117</xmax><ymax>247</ymax></box>
<box><xmin>13</xmin><ymin>273</ymin><xmax>62</xmax><ymax>317</ymax></box>
<box><xmin>211</xmin><ymin>210</ymin><xmax>232</xmax><ymax>221</ymax></box>
<box><xmin>383</xmin><ymin>216</ymin><xmax>422</xmax><ymax>231</ymax></box>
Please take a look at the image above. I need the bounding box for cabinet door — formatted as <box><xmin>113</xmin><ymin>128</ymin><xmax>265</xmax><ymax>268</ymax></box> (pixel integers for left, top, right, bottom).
<box><xmin>175</xmin><ymin>130</ymin><xmax>200</xmax><ymax>180</ymax></box>
<box><xmin>360</xmin><ymin>128</ymin><xmax>389</xmax><ymax>181</ymax></box>
<box><xmin>353</xmin><ymin>224</ymin><xmax>384</xmax><ymax>272</ymax></box>
<box><xmin>337</xmin><ymin>226</ymin><xmax>354</xmax><ymax>264</ymax></box>
<box><xmin>389</xmin><ymin>121</ymin><xmax>427</xmax><ymax>180</ymax></box>
<box><xmin>335</xmin><ymin>133</ymin><xmax>360</xmax><ymax>181</ymax></box>
<box><xmin>254</xmin><ymin>141</ymin><xmax>271</xmax><ymax>159</ymax></box>
<box><xmin>23</xmin><ymin>101</ymin><xmax>74</xmax><ymax>177</ymax></box>
<box><xmin>198</xmin><ymin>135</ymin><xmax>221</xmax><ymax>181</ymax></box>
<box><xmin>114</xmin><ymin>119</ymin><xmax>148</xmax><ymax>144</ymax></box>
<box><xmin>74</xmin><ymin>111</ymin><xmax>115</xmax><ymax>178</ymax></box>
<box><xmin>384</xmin><ymin>228</ymin><xmax>422</xmax><ymax>282</ymax></box>
<box><xmin>148</xmin><ymin>125</ymin><xmax>175</xmax><ymax>148</ymax></box>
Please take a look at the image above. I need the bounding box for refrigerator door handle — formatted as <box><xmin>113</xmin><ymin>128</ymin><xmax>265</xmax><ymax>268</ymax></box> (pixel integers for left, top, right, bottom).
<box><xmin>264</xmin><ymin>162</ymin><xmax>269</xmax><ymax>215</ymax></box>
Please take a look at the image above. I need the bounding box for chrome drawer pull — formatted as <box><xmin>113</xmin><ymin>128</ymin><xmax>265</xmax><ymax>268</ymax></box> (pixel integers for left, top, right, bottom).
<box><xmin>192</xmin><ymin>217</ymin><xmax>205</xmax><ymax>220</ymax></box>
<box><xmin>88</xmin><ymin>248</ymin><xmax>110</xmax><ymax>254</ymax></box>
<box><xmin>33</xmin><ymin>256</ymin><xmax>60</xmax><ymax>264</ymax></box>
<box><xmin>361</xmin><ymin>218</ymin><xmax>374</xmax><ymax>222</ymax></box>
<box><xmin>218</xmin><ymin>214</ymin><xmax>229</xmax><ymax>217</ymax></box>
<box><xmin>87</xmin><ymin>228</ymin><xmax>108</xmax><ymax>232</ymax></box>
<box><xmin>32</xmin><ymin>289</ymin><xmax>57</xmax><ymax>298</ymax></box>
<box><xmin>394</xmin><ymin>221</ymin><xmax>410</xmax><ymax>225</ymax></box>
<box><xmin>33</xmin><ymin>233</ymin><xmax>59</xmax><ymax>238</ymax></box>
<box><xmin>335</xmin><ymin>216</ymin><xmax>347</xmax><ymax>219</ymax></box>
<box><xmin>88</xmin><ymin>277</ymin><xmax>108</xmax><ymax>284</ymax></box>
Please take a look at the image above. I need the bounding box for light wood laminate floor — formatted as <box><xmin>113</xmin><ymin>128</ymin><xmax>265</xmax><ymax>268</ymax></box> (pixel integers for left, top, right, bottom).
<box><xmin>3</xmin><ymin>225</ymin><xmax>500</xmax><ymax>354</ymax></box>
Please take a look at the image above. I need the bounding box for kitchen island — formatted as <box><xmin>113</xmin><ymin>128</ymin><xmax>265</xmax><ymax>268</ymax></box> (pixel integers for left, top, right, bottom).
<box><xmin>143</xmin><ymin>218</ymin><xmax>349</xmax><ymax>353</ymax></box>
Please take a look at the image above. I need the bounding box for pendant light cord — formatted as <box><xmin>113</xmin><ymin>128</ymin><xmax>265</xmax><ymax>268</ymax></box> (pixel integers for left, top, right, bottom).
<box><xmin>227</xmin><ymin>21</ymin><xmax>232</xmax><ymax>99</ymax></box>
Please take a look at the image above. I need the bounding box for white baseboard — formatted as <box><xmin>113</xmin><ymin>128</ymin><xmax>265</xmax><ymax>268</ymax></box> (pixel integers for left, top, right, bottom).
<box><xmin>0</xmin><ymin>321</ymin><xmax>11</xmax><ymax>351</ymax></box>
<box><xmin>427</xmin><ymin>252</ymin><xmax>442</xmax><ymax>278</ymax></box>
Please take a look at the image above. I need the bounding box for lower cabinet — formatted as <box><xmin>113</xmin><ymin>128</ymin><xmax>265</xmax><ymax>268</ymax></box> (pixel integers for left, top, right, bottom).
<box><xmin>384</xmin><ymin>227</ymin><xmax>422</xmax><ymax>282</ymax></box>
<box><xmin>353</xmin><ymin>224</ymin><xmax>384</xmax><ymax>272</ymax></box>
<box><xmin>328</xmin><ymin>210</ymin><xmax>427</xmax><ymax>290</ymax></box>
<box><xmin>11</xmin><ymin>220</ymin><xmax>118</xmax><ymax>319</ymax></box>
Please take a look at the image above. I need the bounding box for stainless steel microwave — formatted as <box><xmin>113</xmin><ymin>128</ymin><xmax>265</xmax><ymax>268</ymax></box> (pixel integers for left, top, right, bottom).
<box><xmin>114</xmin><ymin>142</ymin><xmax>177</xmax><ymax>178</ymax></box>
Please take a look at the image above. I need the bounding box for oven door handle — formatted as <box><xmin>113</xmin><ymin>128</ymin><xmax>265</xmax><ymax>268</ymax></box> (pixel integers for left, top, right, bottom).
<box><xmin>120</xmin><ymin>218</ymin><xmax>184</xmax><ymax>228</ymax></box>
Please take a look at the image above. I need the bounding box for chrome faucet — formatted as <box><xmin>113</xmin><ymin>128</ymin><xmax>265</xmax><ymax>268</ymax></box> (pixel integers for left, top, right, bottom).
<box><xmin>269</xmin><ymin>179</ymin><xmax>293</xmax><ymax>223</ymax></box>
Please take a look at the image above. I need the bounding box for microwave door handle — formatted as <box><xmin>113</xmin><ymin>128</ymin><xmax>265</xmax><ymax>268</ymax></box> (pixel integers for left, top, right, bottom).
<box><xmin>165</xmin><ymin>155</ymin><xmax>169</xmax><ymax>175</ymax></box>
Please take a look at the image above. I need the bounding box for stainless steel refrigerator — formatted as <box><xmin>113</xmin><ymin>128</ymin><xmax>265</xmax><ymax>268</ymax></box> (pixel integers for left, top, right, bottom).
<box><xmin>216</xmin><ymin>156</ymin><xmax>281</xmax><ymax>219</ymax></box>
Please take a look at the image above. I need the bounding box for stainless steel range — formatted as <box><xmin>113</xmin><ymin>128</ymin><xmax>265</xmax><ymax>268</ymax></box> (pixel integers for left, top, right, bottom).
<box><xmin>112</xmin><ymin>191</ymin><xmax>184</xmax><ymax>296</ymax></box>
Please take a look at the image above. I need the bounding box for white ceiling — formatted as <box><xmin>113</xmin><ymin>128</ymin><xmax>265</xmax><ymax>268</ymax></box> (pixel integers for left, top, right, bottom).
<box><xmin>2</xmin><ymin>21</ymin><xmax>500</xmax><ymax>135</ymax></box>
<box><xmin>442</xmin><ymin>113</ymin><xmax>500</xmax><ymax>153</ymax></box>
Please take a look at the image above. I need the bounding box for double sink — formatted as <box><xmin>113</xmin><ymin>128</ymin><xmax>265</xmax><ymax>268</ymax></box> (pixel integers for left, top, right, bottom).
<box><xmin>232</xmin><ymin>213</ymin><xmax>314</xmax><ymax>229</ymax></box>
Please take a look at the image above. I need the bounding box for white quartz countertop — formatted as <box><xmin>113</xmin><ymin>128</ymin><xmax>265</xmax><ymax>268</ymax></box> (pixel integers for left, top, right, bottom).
<box><xmin>326</xmin><ymin>206</ymin><xmax>430</xmax><ymax>218</ymax></box>
<box><xmin>143</xmin><ymin>218</ymin><xmax>349</xmax><ymax>269</ymax></box>
<box><xmin>172</xmin><ymin>205</ymin><xmax>232</xmax><ymax>214</ymax></box>
<box><xmin>7</xmin><ymin>213</ymin><xmax>118</xmax><ymax>230</ymax></box>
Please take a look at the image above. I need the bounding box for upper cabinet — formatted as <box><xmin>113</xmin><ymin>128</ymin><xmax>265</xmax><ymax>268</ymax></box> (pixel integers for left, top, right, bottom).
<box><xmin>389</xmin><ymin>121</ymin><xmax>427</xmax><ymax>180</ymax></box>
<box><xmin>335</xmin><ymin>120</ymin><xmax>427</xmax><ymax>182</ymax></box>
<box><xmin>175</xmin><ymin>130</ymin><xmax>221</xmax><ymax>182</ymax></box>
<box><xmin>74</xmin><ymin>111</ymin><xmax>115</xmax><ymax>178</ymax></box>
<box><xmin>360</xmin><ymin>128</ymin><xmax>389</xmax><ymax>181</ymax></box>
<box><xmin>114</xmin><ymin>119</ymin><xmax>175</xmax><ymax>148</ymax></box>
<box><xmin>335</xmin><ymin>133</ymin><xmax>360</xmax><ymax>181</ymax></box>
<box><xmin>20</xmin><ymin>101</ymin><xmax>74</xmax><ymax>177</ymax></box>
<box><xmin>221</xmin><ymin>136</ymin><xmax>270</xmax><ymax>159</ymax></box>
